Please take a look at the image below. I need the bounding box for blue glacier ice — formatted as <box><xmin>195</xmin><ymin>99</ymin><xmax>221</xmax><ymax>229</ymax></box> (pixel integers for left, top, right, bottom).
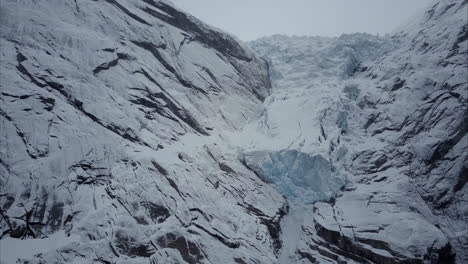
<box><xmin>241</xmin><ymin>150</ymin><xmax>346</xmax><ymax>204</ymax></box>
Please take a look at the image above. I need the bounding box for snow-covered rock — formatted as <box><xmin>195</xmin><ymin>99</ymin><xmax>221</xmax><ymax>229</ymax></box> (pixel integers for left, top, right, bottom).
<box><xmin>0</xmin><ymin>0</ymin><xmax>286</xmax><ymax>263</ymax></box>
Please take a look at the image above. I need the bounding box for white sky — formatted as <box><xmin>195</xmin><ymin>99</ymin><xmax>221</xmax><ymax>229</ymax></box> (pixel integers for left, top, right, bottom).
<box><xmin>170</xmin><ymin>0</ymin><xmax>434</xmax><ymax>41</ymax></box>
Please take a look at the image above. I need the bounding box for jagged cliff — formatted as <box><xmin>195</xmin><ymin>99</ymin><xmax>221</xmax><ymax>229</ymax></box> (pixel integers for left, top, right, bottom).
<box><xmin>0</xmin><ymin>0</ymin><xmax>466</xmax><ymax>263</ymax></box>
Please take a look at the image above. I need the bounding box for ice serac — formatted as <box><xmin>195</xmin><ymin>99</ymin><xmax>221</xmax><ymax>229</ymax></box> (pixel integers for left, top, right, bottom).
<box><xmin>0</xmin><ymin>0</ymin><xmax>285</xmax><ymax>263</ymax></box>
<box><xmin>247</xmin><ymin>0</ymin><xmax>467</xmax><ymax>263</ymax></box>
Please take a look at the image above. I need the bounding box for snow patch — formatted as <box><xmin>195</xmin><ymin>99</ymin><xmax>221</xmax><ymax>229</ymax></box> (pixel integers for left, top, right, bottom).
<box><xmin>0</xmin><ymin>231</ymin><xmax>79</xmax><ymax>264</ymax></box>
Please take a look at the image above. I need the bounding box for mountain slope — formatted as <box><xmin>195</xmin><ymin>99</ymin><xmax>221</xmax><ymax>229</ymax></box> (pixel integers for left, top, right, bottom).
<box><xmin>0</xmin><ymin>1</ymin><xmax>286</xmax><ymax>263</ymax></box>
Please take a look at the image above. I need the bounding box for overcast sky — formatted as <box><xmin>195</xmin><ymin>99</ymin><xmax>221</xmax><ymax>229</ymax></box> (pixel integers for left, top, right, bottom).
<box><xmin>170</xmin><ymin>0</ymin><xmax>434</xmax><ymax>41</ymax></box>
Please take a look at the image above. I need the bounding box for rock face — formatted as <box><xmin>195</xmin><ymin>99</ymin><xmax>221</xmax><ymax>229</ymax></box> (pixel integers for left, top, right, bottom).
<box><xmin>248</xmin><ymin>0</ymin><xmax>467</xmax><ymax>263</ymax></box>
<box><xmin>0</xmin><ymin>0</ymin><xmax>285</xmax><ymax>263</ymax></box>
<box><xmin>0</xmin><ymin>0</ymin><xmax>467</xmax><ymax>263</ymax></box>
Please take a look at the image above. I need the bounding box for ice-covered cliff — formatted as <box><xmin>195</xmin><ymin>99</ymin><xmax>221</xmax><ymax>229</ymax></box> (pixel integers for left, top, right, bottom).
<box><xmin>0</xmin><ymin>0</ymin><xmax>467</xmax><ymax>263</ymax></box>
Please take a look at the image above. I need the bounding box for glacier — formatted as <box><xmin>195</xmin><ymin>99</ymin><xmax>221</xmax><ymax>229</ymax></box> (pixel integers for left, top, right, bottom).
<box><xmin>1</xmin><ymin>0</ymin><xmax>467</xmax><ymax>263</ymax></box>
<box><xmin>234</xmin><ymin>33</ymin><xmax>399</xmax><ymax>205</ymax></box>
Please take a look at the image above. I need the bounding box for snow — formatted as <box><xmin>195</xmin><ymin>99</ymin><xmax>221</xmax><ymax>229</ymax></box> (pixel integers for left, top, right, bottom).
<box><xmin>274</xmin><ymin>207</ymin><xmax>307</xmax><ymax>263</ymax></box>
<box><xmin>0</xmin><ymin>231</ymin><xmax>79</xmax><ymax>264</ymax></box>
